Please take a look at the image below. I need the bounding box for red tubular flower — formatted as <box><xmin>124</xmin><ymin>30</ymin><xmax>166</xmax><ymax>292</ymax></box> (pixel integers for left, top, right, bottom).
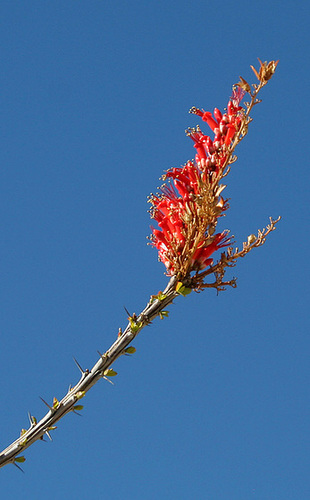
<box><xmin>224</xmin><ymin>124</ymin><xmax>237</xmax><ymax>146</ymax></box>
<box><xmin>201</xmin><ymin>111</ymin><xmax>218</xmax><ymax>131</ymax></box>
<box><xmin>213</xmin><ymin>108</ymin><xmax>222</xmax><ymax>123</ymax></box>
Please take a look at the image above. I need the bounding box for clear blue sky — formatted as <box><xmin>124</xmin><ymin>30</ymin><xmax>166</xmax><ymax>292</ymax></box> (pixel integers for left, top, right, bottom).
<box><xmin>1</xmin><ymin>1</ymin><xmax>309</xmax><ymax>499</ymax></box>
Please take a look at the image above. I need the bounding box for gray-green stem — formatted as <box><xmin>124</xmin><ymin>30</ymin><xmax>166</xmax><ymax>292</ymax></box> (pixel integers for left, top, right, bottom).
<box><xmin>0</xmin><ymin>275</ymin><xmax>179</xmax><ymax>469</ymax></box>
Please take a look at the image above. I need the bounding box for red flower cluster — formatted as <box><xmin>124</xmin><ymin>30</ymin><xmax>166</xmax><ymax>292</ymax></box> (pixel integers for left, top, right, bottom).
<box><xmin>187</xmin><ymin>87</ymin><xmax>245</xmax><ymax>171</ymax></box>
<box><xmin>149</xmin><ymin>88</ymin><xmax>245</xmax><ymax>276</ymax></box>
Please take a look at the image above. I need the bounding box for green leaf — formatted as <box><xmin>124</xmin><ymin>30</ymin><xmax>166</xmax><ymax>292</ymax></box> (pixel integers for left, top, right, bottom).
<box><xmin>159</xmin><ymin>310</ymin><xmax>169</xmax><ymax>320</ymax></box>
<box><xmin>181</xmin><ymin>287</ymin><xmax>192</xmax><ymax>296</ymax></box>
<box><xmin>73</xmin><ymin>405</ymin><xmax>84</xmax><ymax>411</ymax></box>
<box><xmin>150</xmin><ymin>291</ymin><xmax>167</xmax><ymax>303</ymax></box>
<box><xmin>176</xmin><ymin>282</ymin><xmax>192</xmax><ymax>296</ymax></box>
<box><xmin>75</xmin><ymin>391</ymin><xmax>85</xmax><ymax>400</ymax></box>
<box><xmin>125</xmin><ymin>346</ymin><xmax>136</xmax><ymax>354</ymax></box>
<box><xmin>53</xmin><ymin>397</ymin><xmax>60</xmax><ymax>409</ymax></box>
<box><xmin>15</xmin><ymin>456</ymin><xmax>26</xmax><ymax>463</ymax></box>
<box><xmin>129</xmin><ymin>318</ymin><xmax>143</xmax><ymax>333</ymax></box>
<box><xmin>103</xmin><ymin>368</ymin><xmax>117</xmax><ymax>377</ymax></box>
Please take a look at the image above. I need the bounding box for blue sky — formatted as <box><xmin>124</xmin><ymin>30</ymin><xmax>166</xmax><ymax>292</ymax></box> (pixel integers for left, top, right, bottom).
<box><xmin>0</xmin><ymin>1</ymin><xmax>309</xmax><ymax>498</ymax></box>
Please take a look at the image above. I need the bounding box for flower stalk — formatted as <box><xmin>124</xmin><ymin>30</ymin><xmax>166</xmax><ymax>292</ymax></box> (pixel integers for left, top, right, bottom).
<box><xmin>149</xmin><ymin>58</ymin><xmax>279</xmax><ymax>290</ymax></box>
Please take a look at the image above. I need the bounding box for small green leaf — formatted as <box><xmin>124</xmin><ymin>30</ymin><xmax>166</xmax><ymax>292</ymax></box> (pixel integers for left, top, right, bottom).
<box><xmin>53</xmin><ymin>397</ymin><xmax>60</xmax><ymax>409</ymax></box>
<box><xmin>73</xmin><ymin>405</ymin><xmax>84</xmax><ymax>411</ymax></box>
<box><xmin>129</xmin><ymin>317</ymin><xmax>143</xmax><ymax>333</ymax></box>
<box><xmin>15</xmin><ymin>456</ymin><xmax>26</xmax><ymax>463</ymax></box>
<box><xmin>20</xmin><ymin>429</ymin><xmax>27</xmax><ymax>445</ymax></box>
<box><xmin>176</xmin><ymin>282</ymin><xmax>192</xmax><ymax>296</ymax></box>
<box><xmin>150</xmin><ymin>291</ymin><xmax>167</xmax><ymax>303</ymax></box>
<box><xmin>75</xmin><ymin>391</ymin><xmax>85</xmax><ymax>400</ymax></box>
<box><xmin>159</xmin><ymin>310</ymin><xmax>169</xmax><ymax>320</ymax></box>
<box><xmin>125</xmin><ymin>346</ymin><xmax>136</xmax><ymax>354</ymax></box>
<box><xmin>103</xmin><ymin>368</ymin><xmax>118</xmax><ymax>377</ymax></box>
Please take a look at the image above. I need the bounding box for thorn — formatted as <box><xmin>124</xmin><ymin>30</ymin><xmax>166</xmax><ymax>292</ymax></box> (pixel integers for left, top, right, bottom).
<box><xmin>73</xmin><ymin>357</ymin><xmax>85</xmax><ymax>374</ymax></box>
<box><xmin>118</xmin><ymin>327</ymin><xmax>122</xmax><ymax>338</ymax></box>
<box><xmin>28</xmin><ymin>412</ymin><xmax>37</xmax><ymax>427</ymax></box>
<box><xmin>68</xmin><ymin>384</ymin><xmax>72</xmax><ymax>392</ymax></box>
<box><xmin>72</xmin><ymin>410</ymin><xmax>82</xmax><ymax>416</ymax></box>
<box><xmin>13</xmin><ymin>462</ymin><xmax>25</xmax><ymax>473</ymax></box>
<box><xmin>103</xmin><ymin>376</ymin><xmax>115</xmax><ymax>386</ymax></box>
<box><xmin>97</xmin><ymin>350</ymin><xmax>108</xmax><ymax>359</ymax></box>
<box><xmin>123</xmin><ymin>305</ymin><xmax>131</xmax><ymax>317</ymax></box>
<box><xmin>39</xmin><ymin>397</ymin><xmax>53</xmax><ymax>411</ymax></box>
<box><xmin>45</xmin><ymin>431</ymin><xmax>53</xmax><ymax>441</ymax></box>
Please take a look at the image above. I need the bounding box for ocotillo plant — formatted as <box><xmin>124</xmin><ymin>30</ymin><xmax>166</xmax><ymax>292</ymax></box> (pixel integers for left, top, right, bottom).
<box><xmin>0</xmin><ymin>59</ymin><xmax>279</xmax><ymax>471</ymax></box>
